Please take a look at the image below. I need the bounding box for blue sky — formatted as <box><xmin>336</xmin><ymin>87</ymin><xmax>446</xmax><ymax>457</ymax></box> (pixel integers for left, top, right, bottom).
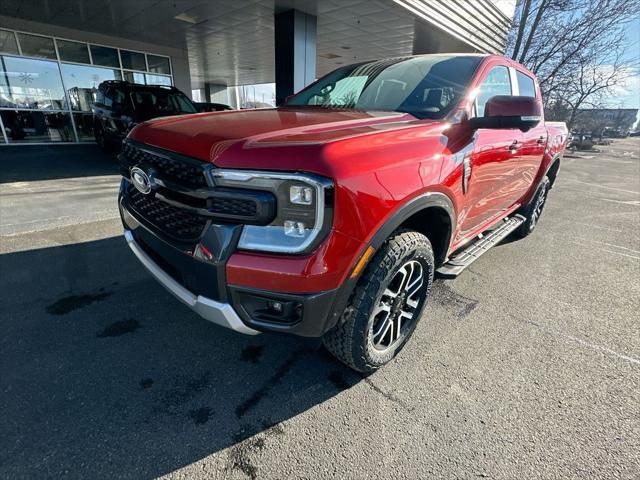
<box><xmin>611</xmin><ymin>16</ymin><xmax>640</xmax><ymax>109</ymax></box>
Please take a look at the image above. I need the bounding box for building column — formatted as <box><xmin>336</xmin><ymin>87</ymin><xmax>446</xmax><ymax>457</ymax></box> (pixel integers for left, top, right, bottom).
<box><xmin>274</xmin><ymin>9</ymin><xmax>316</xmax><ymax>105</ymax></box>
<box><xmin>204</xmin><ymin>83</ymin><xmax>227</xmax><ymax>103</ymax></box>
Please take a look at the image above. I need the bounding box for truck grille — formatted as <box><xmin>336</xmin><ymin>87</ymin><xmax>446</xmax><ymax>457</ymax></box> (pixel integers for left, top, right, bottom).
<box><xmin>122</xmin><ymin>142</ymin><xmax>208</xmax><ymax>188</ymax></box>
<box><xmin>120</xmin><ymin>141</ymin><xmax>277</xmax><ymax>243</ymax></box>
<box><xmin>126</xmin><ymin>184</ymin><xmax>208</xmax><ymax>243</ymax></box>
<box><xmin>211</xmin><ymin>197</ymin><xmax>257</xmax><ymax>217</ymax></box>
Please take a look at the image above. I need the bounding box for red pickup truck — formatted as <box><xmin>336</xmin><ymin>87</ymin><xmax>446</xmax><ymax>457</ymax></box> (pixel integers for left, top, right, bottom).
<box><xmin>118</xmin><ymin>54</ymin><xmax>567</xmax><ymax>372</ymax></box>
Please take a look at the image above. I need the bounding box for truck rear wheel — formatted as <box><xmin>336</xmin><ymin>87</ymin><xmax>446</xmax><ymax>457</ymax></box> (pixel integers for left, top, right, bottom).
<box><xmin>323</xmin><ymin>230</ymin><xmax>434</xmax><ymax>373</ymax></box>
<box><xmin>516</xmin><ymin>176</ymin><xmax>550</xmax><ymax>238</ymax></box>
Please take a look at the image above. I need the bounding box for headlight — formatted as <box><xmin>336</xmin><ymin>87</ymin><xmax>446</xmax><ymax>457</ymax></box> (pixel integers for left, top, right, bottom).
<box><xmin>209</xmin><ymin>169</ymin><xmax>333</xmax><ymax>254</ymax></box>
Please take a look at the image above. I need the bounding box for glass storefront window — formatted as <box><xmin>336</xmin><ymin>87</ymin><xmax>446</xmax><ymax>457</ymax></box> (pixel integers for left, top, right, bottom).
<box><xmin>0</xmin><ymin>55</ymin><xmax>66</xmax><ymax>109</ymax></box>
<box><xmin>145</xmin><ymin>74</ymin><xmax>172</xmax><ymax>86</ymax></box>
<box><xmin>61</xmin><ymin>63</ymin><xmax>121</xmax><ymax>111</ymax></box>
<box><xmin>17</xmin><ymin>33</ymin><xmax>57</xmax><ymax>59</ymax></box>
<box><xmin>90</xmin><ymin>45</ymin><xmax>120</xmax><ymax>68</ymax></box>
<box><xmin>123</xmin><ymin>71</ymin><xmax>145</xmax><ymax>84</ymax></box>
<box><xmin>0</xmin><ymin>30</ymin><xmax>19</xmax><ymax>55</ymax></box>
<box><xmin>0</xmin><ymin>110</ymin><xmax>74</xmax><ymax>142</ymax></box>
<box><xmin>56</xmin><ymin>39</ymin><xmax>90</xmax><ymax>64</ymax></box>
<box><xmin>233</xmin><ymin>83</ymin><xmax>276</xmax><ymax>108</ymax></box>
<box><xmin>0</xmin><ymin>29</ymin><xmax>176</xmax><ymax>145</ymax></box>
<box><xmin>147</xmin><ymin>55</ymin><xmax>171</xmax><ymax>74</ymax></box>
<box><xmin>72</xmin><ymin>112</ymin><xmax>95</xmax><ymax>141</ymax></box>
<box><xmin>120</xmin><ymin>50</ymin><xmax>146</xmax><ymax>71</ymax></box>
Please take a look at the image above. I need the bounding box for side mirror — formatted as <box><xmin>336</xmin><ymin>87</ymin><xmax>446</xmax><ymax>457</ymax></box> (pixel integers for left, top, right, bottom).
<box><xmin>469</xmin><ymin>95</ymin><xmax>541</xmax><ymax>132</ymax></box>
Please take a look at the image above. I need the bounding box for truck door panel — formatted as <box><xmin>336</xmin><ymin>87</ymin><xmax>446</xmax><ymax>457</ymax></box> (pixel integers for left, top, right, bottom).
<box><xmin>460</xmin><ymin>65</ymin><xmax>523</xmax><ymax>235</ymax></box>
<box><xmin>514</xmin><ymin>71</ymin><xmax>546</xmax><ymax>194</ymax></box>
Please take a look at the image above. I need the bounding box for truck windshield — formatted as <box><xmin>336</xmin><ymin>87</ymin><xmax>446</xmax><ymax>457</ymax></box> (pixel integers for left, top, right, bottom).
<box><xmin>285</xmin><ymin>55</ymin><xmax>482</xmax><ymax>119</ymax></box>
<box><xmin>129</xmin><ymin>89</ymin><xmax>197</xmax><ymax>115</ymax></box>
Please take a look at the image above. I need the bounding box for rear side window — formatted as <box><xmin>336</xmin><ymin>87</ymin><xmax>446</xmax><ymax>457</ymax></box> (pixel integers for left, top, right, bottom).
<box><xmin>516</xmin><ymin>71</ymin><xmax>536</xmax><ymax>98</ymax></box>
<box><xmin>474</xmin><ymin>66</ymin><xmax>512</xmax><ymax>117</ymax></box>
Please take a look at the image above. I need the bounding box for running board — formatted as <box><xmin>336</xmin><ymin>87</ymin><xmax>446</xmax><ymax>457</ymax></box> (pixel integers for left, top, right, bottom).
<box><xmin>436</xmin><ymin>215</ymin><xmax>525</xmax><ymax>278</ymax></box>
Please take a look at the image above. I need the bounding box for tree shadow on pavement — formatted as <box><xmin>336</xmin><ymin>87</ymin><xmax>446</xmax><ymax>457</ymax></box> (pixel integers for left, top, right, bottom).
<box><xmin>0</xmin><ymin>236</ymin><xmax>361</xmax><ymax>478</ymax></box>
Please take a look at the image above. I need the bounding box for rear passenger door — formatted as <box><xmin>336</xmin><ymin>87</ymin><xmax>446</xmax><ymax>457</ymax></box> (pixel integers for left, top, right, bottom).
<box><xmin>460</xmin><ymin>65</ymin><xmax>523</xmax><ymax>235</ymax></box>
<box><xmin>514</xmin><ymin>70</ymin><xmax>546</xmax><ymax>189</ymax></box>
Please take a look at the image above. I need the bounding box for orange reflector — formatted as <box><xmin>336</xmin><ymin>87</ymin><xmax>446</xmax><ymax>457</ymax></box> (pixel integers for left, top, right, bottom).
<box><xmin>350</xmin><ymin>246</ymin><xmax>375</xmax><ymax>278</ymax></box>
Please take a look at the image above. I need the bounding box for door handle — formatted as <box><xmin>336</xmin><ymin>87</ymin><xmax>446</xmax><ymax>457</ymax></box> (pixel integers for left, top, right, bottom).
<box><xmin>536</xmin><ymin>136</ymin><xmax>545</xmax><ymax>146</ymax></box>
<box><xmin>509</xmin><ymin>140</ymin><xmax>520</xmax><ymax>154</ymax></box>
<box><xmin>462</xmin><ymin>155</ymin><xmax>471</xmax><ymax>193</ymax></box>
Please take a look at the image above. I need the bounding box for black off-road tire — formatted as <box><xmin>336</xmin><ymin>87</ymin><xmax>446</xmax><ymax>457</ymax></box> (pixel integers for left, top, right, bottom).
<box><xmin>515</xmin><ymin>176</ymin><xmax>550</xmax><ymax>238</ymax></box>
<box><xmin>322</xmin><ymin>230</ymin><xmax>434</xmax><ymax>373</ymax></box>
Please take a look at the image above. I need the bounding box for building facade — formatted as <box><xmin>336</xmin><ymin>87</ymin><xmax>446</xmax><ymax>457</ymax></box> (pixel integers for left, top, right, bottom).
<box><xmin>0</xmin><ymin>0</ymin><xmax>515</xmax><ymax>145</ymax></box>
<box><xmin>0</xmin><ymin>27</ymin><xmax>176</xmax><ymax>144</ymax></box>
<box><xmin>574</xmin><ymin>108</ymin><xmax>639</xmax><ymax>135</ymax></box>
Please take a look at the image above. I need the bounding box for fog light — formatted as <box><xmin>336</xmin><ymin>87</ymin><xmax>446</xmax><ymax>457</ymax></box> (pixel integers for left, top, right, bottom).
<box><xmin>268</xmin><ymin>301</ymin><xmax>283</xmax><ymax>313</ymax></box>
<box><xmin>284</xmin><ymin>220</ymin><xmax>306</xmax><ymax>237</ymax></box>
<box><xmin>236</xmin><ymin>291</ymin><xmax>304</xmax><ymax>325</ymax></box>
<box><xmin>290</xmin><ymin>185</ymin><xmax>313</xmax><ymax>205</ymax></box>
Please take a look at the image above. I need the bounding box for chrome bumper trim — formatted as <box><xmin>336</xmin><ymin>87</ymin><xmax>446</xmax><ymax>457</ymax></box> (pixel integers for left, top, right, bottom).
<box><xmin>124</xmin><ymin>230</ymin><xmax>259</xmax><ymax>335</ymax></box>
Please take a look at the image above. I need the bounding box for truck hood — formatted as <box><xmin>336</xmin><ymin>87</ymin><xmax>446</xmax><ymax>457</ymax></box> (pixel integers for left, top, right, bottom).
<box><xmin>128</xmin><ymin>107</ymin><xmax>427</xmax><ymax>165</ymax></box>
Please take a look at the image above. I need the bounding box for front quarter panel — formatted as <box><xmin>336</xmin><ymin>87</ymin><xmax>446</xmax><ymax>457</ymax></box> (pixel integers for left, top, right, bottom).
<box><xmin>226</xmin><ymin>121</ymin><xmax>452</xmax><ymax>294</ymax></box>
<box><xmin>323</xmin><ymin>122</ymin><xmax>450</xmax><ymax>244</ymax></box>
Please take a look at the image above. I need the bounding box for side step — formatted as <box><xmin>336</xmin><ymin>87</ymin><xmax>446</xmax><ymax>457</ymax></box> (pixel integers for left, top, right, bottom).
<box><xmin>436</xmin><ymin>215</ymin><xmax>525</xmax><ymax>278</ymax></box>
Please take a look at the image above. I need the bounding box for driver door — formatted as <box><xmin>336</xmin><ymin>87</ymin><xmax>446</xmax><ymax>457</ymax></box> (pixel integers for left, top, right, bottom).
<box><xmin>459</xmin><ymin>65</ymin><xmax>523</xmax><ymax>236</ymax></box>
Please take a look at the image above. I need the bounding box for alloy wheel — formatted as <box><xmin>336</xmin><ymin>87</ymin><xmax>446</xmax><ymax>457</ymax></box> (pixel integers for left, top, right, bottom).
<box><xmin>370</xmin><ymin>260</ymin><xmax>426</xmax><ymax>351</ymax></box>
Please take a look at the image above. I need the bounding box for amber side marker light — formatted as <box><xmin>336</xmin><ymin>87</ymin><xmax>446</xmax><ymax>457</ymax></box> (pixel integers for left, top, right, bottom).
<box><xmin>350</xmin><ymin>246</ymin><xmax>375</xmax><ymax>278</ymax></box>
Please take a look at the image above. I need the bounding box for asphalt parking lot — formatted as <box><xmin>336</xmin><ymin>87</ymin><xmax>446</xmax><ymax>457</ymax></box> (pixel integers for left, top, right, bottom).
<box><xmin>1</xmin><ymin>139</ymin><xmax>638</xmax><ymax>479</ymax></box>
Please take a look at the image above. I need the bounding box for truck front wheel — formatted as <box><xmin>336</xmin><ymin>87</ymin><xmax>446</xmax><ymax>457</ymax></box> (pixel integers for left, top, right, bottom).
<box><xmin>323</xmin><ymin>230</ymin><xmax>434</xmax><ymax>373</ymax></box>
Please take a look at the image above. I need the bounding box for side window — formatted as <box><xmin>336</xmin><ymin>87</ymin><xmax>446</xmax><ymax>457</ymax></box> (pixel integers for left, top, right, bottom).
<box><xmin>112</xmin><ymin>88</ymin><xmax>125</xmax><ymax>107</ymax></box>
<box><xmin>103</xmin><ymin>87</ymin><xmax>113</xmax><ymax>107</ymax></box>
<box><xmin>95</xmin><ymin>88</ymin><xmax>104</xmax><ymax>106</ymax></box>
<box><xmin>516</xmin><ymin>71</ymin><xmax>536</xmax><ymax>98</ymax></box>
<box><xmin>474</xmin><ymin>66</ymin><xmax>512</xmax><ymax>117</ymax></box>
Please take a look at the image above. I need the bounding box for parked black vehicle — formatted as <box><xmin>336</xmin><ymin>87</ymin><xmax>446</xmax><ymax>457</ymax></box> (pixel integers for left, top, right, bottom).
<box><xmin>194</xmin><ymin>102</ymin><xmax>233</xmax><ymax>112</ymax></box>
<box><xmin>92</xmin><ymin>81</ymin><xmax>197</xmax><ymax>151</ymax></box>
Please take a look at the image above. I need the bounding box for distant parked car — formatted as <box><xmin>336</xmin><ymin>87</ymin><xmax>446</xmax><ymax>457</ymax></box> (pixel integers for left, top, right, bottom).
<box><xmin>92</xmin><ymin>81</ymin><xmax>197</xmax><ymax>151</ymax></box>
<box><xmin>194</xmin><ymin>102</ymin><xmax>233</xmax><ymax>112</ymax></box>
<box><xmin>569</xmin><ymin>133</ymin><xmax>594</xmax><ymax>151</ymax></box>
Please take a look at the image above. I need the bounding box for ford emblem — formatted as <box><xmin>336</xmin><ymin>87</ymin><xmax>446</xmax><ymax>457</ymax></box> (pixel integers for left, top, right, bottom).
<box><xmin>130</xmin><ymin>166</ymin><xmax>152</xmax><ymax>195</ymax></box>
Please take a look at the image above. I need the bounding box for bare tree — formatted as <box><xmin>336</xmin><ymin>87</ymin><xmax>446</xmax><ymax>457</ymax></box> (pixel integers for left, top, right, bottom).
<box><xmin>507</xmin><ymin>0</ymin><xmax>639</xmax><ymax>127</ymax></box>
<box><xmin>566</xmin><ymin>59</ymin><xmax>629</xmax><ymax>129</ymax></box>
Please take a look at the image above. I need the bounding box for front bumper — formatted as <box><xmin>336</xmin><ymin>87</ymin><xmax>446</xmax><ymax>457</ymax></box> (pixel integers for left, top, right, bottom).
<box><xmin>124</xmin><ymin>230</ymin><xmax>259</xmax><ymax>335</ymax></box>
<box><xmin>120</xmin><ymin>187</ymin><xmax>346</xmax><ymax>337</ymax></box>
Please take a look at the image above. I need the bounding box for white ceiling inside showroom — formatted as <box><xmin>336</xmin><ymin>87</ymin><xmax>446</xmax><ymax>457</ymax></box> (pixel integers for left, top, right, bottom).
<box><xmin>0</xmin><ymin>0</ymin><xmax>508</xmax><ymax>86</ymax></box>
